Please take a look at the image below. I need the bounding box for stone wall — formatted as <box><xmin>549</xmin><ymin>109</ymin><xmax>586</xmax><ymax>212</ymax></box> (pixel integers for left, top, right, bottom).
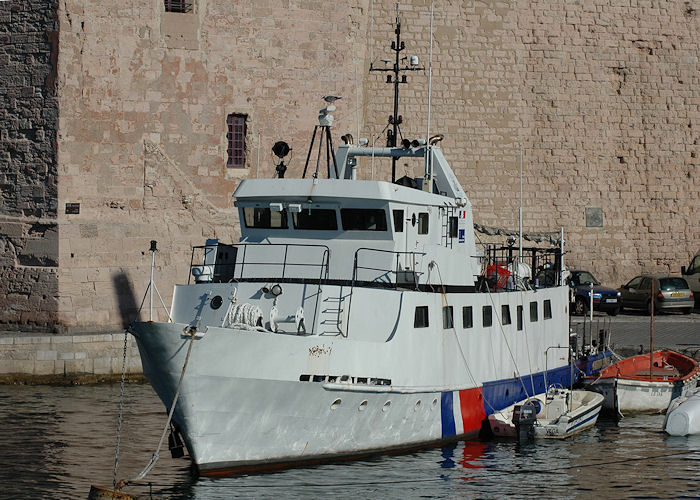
<box><xmin>0</xmin><ymin>0</ymin><xmax>698</xmax><ymax>331</ymax></box>
<box><xmin>0</xmin><ymin>1</ymin><xmax>60</xmax><ymax>329</ymax></box>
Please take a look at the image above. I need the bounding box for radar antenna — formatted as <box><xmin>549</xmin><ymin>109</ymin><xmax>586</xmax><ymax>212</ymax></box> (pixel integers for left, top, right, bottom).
<box><xmin>302</xmin><ymin>98</ymin><xmax>340</xmax><ymax>179</ymax></box>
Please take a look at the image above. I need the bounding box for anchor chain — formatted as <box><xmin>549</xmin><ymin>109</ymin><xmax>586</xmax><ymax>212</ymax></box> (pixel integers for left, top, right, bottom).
<box><xmin>112</xmin><ymin>329</ymin><xmax>130</xmax><ymax>490</ymax></box>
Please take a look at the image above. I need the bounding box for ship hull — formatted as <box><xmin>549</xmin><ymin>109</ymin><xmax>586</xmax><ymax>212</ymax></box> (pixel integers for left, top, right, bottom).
<box><xmin>131</xmin><ymin>317</ymin><xmax>599</xmax><ymax>474</ymax></box>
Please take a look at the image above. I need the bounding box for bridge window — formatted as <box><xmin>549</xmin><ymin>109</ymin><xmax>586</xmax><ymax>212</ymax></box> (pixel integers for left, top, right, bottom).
<box><xmin>292</xmin><ymin>209</ymin><xmax>337</xmax><ymax>230</ymax></box>
<box><xmin>341</xmin><ymin>209</ymin><xmax>387</xmax><ymax>231</ymax></box>
<box><xmin>393</xmin><ymin>209</ymin><xmax>404</xmax><ymax>232</ymax></box>
<box><xmin>502</xmin><ymin>305</ymin><xmax>511</xmax><ymax>325</ymax></box>
<box><xmin>517</xmin><ymin>305</ymin><xmax>523</xmax><ymax>331</ymax></box>
<box><xmin>414</xmin><ymin>306</ymin><xmax>429</xmax><ymax>328</ymax></box>
<box><xmin>462</xmin><ymin>306</ymin><xmax>473</xmax><ymax>328</ymax></box>
<box><xmin>482</xmin><ymin>305</ymin><xmax>492</xmax><ymax>327</ymax></box>
<box><xmin>442</xmin><ymin>306</ymin><xmax>453</xmax><ymax>329</ymax></box>
<box><xmin>243</xmin><ymin>207</ymin><xmax>288</xmax><ymax>229</ymax></box>
<box><xmin>417</xmin><ymin>212</ymin><xmax>429</xmax><ymax>234</ymax></box>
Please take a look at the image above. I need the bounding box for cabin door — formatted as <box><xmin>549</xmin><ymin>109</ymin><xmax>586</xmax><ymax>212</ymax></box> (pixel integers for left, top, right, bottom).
<box><xmin>402</xmin><ymin>209</ymin><xmax>429</xmax><ymax>285</ymax></box>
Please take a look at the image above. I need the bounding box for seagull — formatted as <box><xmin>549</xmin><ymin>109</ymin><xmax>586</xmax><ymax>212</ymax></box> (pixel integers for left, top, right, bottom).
<box><xmin>322</xmin><ymin>96</ymin><xmax>342</xmax><ymax>103</ymax></box>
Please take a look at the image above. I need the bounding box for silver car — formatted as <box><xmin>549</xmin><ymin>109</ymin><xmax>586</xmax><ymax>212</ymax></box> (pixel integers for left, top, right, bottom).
<box><xmin>618</xmin><ymin>275</ymin><xmax>694</xmax><ymax>314</ymax></box>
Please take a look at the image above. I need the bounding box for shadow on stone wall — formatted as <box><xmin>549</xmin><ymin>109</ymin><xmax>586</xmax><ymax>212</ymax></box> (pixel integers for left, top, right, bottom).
<box><xmin>111</xmin><ymin>272</ymin><xmax>141</xmax><ymax>329</ymax></box>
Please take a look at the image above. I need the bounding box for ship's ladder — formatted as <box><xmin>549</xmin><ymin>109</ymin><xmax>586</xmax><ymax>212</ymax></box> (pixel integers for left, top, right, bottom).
<box><xmin>318</xmin><ymin>286</ymin><xmax>349</xmax><ymax>336</ymax></box>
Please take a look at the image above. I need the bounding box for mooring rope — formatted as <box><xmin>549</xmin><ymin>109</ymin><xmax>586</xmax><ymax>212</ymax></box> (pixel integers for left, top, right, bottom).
<box><xmin>116</xmin><ymin>328</ymin><xmax>197</xmax><ymax>491</ymax></box>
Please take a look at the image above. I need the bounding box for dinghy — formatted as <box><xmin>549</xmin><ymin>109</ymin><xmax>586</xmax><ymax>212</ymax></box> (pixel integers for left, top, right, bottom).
<box><xmin>664</xmin><ymin>386</ymin><xmax>700</xmax><ymax>436</ymax></box>
<box><xmin>587</xmin><ymin>350</ymin><xmax>699</xmax><ymax>415</ymax></box>
<box><xmin>488</xmin><ymin>386</ymin><xmax>604</xmax><ymax>439</ymax></box>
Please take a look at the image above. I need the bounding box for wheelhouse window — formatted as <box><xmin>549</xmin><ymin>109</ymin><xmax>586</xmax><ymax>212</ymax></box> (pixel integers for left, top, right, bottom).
<box><xmin>448</xmin><ymin>216</ymin><xmax>458</xmax><ymax>238</ymax></box>
<box><xmin>341</xmin><ymin>209</ymin><xmax>387</xmax><ymax>231</ymax></box>
<box><xmin>164</xmin><ymin>0</ymin><xmax>193</xmax><ymax>13</ymax></box>
<box><xmin>517</xmin><ymin>305</ymin><xmax>523</xmax><ymax>331</ymax></box>
<box><xmin>226</xmin><ymin>113</ymin><xmax>247</xmax><ymax>168</ymax></box>
<box><xmin>414</xmin><ymin>306</ymin><xmax>429</xmax><ymax>328</ymax></box>
<box><xmin>463</xmin><ymin>306</ymin><xmax>473</xmax><ymax>328</ymax></box>
<box><xmin>417</xmin><ymin>212</ymin><xmax>429</xmax><ymax>234</ymax></box>
<box><xmin>482</xmin><ymin>305</ymin><xmax>492</xmax><ymax>327</ymax></box>
<box><xmin>502</xmin><ymin>305</ymin><xmax>511</xmax><ymax>325</ymax></box>
<box><xmin>529</xmin><ymin>301</ymin><xmax>538</xmax><ymax>322</ymax></box>
<box><xmin>442</xmin><ymin>306</ymin><xmax>453</xmax><ymax>329</ymax></box>
<box><xmin>292</xmin><ymin>209</ymin><xmax>337</xmax><ymax>230</ymax></box>
<box><xmin>243</xmin><ymin>207</ymin><xmax>288</xmax><ymax>229</ymax></box>
<box><xmin>393</xmin><ymin>209</ymin><xmax>404</xmax><ymax>233</ymax></box>
<box><xmin>544</xmin><ymin>300</ymin><xmax>552</xmax><ymax>319</ymax></box>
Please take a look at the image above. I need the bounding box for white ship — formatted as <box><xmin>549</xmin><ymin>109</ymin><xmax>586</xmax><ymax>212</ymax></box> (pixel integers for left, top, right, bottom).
<box><xmin>131</xmin><ymin>13</ymin><xmax>609</xmax><ymax>476</ymax></box>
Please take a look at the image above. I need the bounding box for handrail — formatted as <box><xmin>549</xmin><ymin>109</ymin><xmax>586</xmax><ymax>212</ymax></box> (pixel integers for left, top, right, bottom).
<box><xmin>345</xmin><ymin>247</ymin><xmax>427</xmax><ymax>338</ymax></box>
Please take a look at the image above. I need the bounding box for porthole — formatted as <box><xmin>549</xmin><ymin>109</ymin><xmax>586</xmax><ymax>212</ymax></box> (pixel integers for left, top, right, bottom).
<box><xmin>414</xmin><ymin>400</ymin><xmax>422</xmax><ymax>411</ymax></box>
<box><xmin>432</xmin><ymin>398</ymin><xmax>438</xmax><ymax>407</ymax></box>
<box><xmin>359</xmin><ymin>400</ymin><xmax>368</xmax><ymax>412</ymax></box>
<box><xmin>210</xmin><ymin>295</ymin><xmax>223</xmax><ymax>310</ymax></box>
<box><xmin>382</xmin><ymin>401</ymin><xmax>391</xmax><ymax>412</ymax></box>
<box><xmin>331</xmin><ymin>398</ymin><xmax>342</xmax><ymax>410</ymax></box>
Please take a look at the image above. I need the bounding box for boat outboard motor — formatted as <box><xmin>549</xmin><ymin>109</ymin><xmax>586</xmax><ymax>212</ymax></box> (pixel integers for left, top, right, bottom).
<box><xmin>513</xmin><ymin>403</ymin><xmax>537</xmax><ymax>443</ymax></box>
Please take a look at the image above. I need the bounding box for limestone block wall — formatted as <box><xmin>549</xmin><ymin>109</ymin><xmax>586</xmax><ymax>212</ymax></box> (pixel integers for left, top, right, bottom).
<box><xmin>0</xmin><ymin>1</ymin><xmax>59</xmax><ymax>329</ymax></box>
<box><xmin>54</xmin><ymin>0</ymin><xmax>370</xmax><ymax>330</ymax></box>
<box><xmin>364</xmin><ymin>0</ymin><xmax>699</xmax><ymax>286</ymax></box>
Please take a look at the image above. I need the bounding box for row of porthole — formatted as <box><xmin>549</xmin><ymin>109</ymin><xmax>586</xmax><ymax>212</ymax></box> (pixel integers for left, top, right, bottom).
<box><xmin>330</xmin><ymin>398</ymin><xmax>440</xmax><ymax>412</ymax></box>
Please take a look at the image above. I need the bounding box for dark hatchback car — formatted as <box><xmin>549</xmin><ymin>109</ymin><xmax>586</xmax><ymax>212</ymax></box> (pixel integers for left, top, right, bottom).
<box><xmin>618</xmin><ymin>275</ymin><xmax>694</xmax><ymax>314</ymax></box>
<box><xmin>567</xmin><ymin>270</ymin><xmax>621</xmax><ymax>316</ymax></box>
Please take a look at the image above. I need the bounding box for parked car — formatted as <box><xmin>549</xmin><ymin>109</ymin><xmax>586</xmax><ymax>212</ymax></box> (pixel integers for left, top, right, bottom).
<box><xmin>681</xmin><ymin>250</ymin><xmax>700</xmax><ymax>309</ymax></box>
<box><xmin>567</xmin><ymin>270</ymin><xmax>621</xmax><ymax>316</ymax></box>
<box><xmin>618</xmin><ymin>275</ymin><xmax>694</xmax><ymax>315</ymax></box>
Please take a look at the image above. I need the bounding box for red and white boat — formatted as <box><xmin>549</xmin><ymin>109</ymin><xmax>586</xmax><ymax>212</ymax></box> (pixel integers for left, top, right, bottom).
<box><xmin>587</xmin><ymin>350</ymin><xmax>699</xmax><ymax>415</ymax></box>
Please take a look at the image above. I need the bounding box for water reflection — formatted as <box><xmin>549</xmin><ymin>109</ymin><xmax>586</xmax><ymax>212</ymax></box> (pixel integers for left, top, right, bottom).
<box><xmin>0</xmin><ymin>384</ymin><xmax>699</xmax><ymax>499</ymax></box>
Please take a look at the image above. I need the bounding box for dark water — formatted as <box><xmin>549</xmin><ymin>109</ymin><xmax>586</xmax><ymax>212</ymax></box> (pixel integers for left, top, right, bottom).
<box><xmin>1</xmin><ymin>383</ymin><xmax>699</xmax><ymax>499</ymax></box>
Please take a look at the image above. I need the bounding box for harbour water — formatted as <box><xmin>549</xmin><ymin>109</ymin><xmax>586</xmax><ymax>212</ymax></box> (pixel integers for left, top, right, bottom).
<box><xmin>1</xmin><ymin>383</ymin><xmax>699</xmax><ymax>499</ymax></box>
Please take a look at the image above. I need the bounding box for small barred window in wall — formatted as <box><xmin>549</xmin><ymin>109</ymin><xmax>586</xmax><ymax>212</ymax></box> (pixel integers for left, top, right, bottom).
<box><xmin>164</xmin><ymin>0</ymin><xmax>193</xmax><ymax>13</ymax></box>
<box><xmin>227</xmin><ymin>114</ymin><xmax>247</xmax><ymax>168</ymax></box>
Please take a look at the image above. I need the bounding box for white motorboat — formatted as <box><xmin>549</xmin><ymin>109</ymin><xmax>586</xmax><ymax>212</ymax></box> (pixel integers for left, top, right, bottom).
<box><xmin>129</xmin><ymin>12</ymin><xmax>610</xmax><ymax>475</ymax></box>
<box><xmin>664</xmin><ymin>386</ymin><xmax>700</xmax><ymax>436</ymax></box>
<box><xmin>488</xmin><ymin>386</ymin><xmax>604</xmax><ymax>439</ymax></box>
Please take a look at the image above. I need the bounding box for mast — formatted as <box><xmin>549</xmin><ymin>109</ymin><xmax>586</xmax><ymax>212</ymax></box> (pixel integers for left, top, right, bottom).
<box><xmin>369</xmin><ymin>3</ymin><xmax>423</xmax><ymax>183</ymax></box>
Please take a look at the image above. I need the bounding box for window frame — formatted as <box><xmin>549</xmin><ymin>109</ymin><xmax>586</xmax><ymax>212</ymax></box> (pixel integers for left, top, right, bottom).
<box><xmin>242</xmin><ymin>207</ymin><xmax>288</xmax><ymax>229</ymax></box>
<box><xmin>529</xmin><ymin>301</ymin><xmax>538</xmax><ymax>322</ymax></box>
<box><xmin>292</xmin><ymin>208</ymin><xmax>338</xmax><ymax>230</ymax></box>
<box><xmin>501</xmin><ymin>304</ymin><xmax>512</xmax><ymax>325</ymax></box>
<box><xmin>463</xmin><ymin>306</ymin><xmax>473</xmax><ymax>329</ymax></box>
<box><xmin>414</xmin><ymin>306</ymin><xmax>429</xmax><ymax>328</ymax></box>
<box><xmin>226</xmin><ymin>113</ymin><xmax>247</xmax><ymax>169</ymax></box>
<box><xmin>544</xmin><ymin>299</ymin><xmax>552</xmax><ymax>320</ymax></box>
<box><xmin>517</xmin><ymin>305</ymin><xmax>523</xmax><ymax>331</ymax></box>
<box><xmin>442</xmin><ymin>306</ymin><xmax>454</xmax><ymax>329</ymax></box>
<box><xmin>340</xmin><ymin>208</ymin><xmax>388</xmax><ymax>231</ymax></box>
<box><xmin>482</xmin><ymin>305</ymin><xmax>493</xmax><ymax>327</ymax></box>
<box><xmin>164</xmin><ymin>0</ymin><xmax>194</xmax><ymax>13</ymax></box>
<box><xmin>417</xmin><ymin>212</ymin><xmax>429</xmax><ymax>235</ymax></box>
<box><xmin>392</xmin><ymin>209</ymin><xmax>404</xmax><ymax>233</ymax></box>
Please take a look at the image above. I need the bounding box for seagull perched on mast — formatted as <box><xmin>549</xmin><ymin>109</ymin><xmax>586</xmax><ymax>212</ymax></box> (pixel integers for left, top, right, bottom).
<box><xmin>322</xmin><ymin>95</ymin><xmax>342</xmax><ymax>103</ymax></box>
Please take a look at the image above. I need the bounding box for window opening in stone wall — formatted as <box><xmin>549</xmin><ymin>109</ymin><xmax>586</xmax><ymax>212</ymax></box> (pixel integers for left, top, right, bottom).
<box><xmin>164</xmin><ymin>0</ymin><xmax>194</xmax><ymax>13</ymax></box>
<box><xmin>227</xmin><ymin>113</ymin><xmax>247</xmax><ymax>168</ymax></box>
<box><xmin>442</xmin><ymin>306</ymin><xmax>453</xmax><ymax>329</ymax></box>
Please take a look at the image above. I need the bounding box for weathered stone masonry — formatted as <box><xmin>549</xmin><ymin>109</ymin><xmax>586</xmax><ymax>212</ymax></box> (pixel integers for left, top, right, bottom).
<box><xmin>0</xmin><ymin>0</ymin><xmax>59</xmax><ymax>330</ymax></box>
<box><xmin>0</xmin><ymin>0</ymin><xmax>698</xmax><ymax>334</ymax></box>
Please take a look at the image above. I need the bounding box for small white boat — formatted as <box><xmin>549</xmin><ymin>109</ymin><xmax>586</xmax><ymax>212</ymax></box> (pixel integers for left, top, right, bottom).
<box><xmin>664</xmin><ymin>387</ymin><xmax>700</xmax><ymax>436</ymax></box>
<box><xmin>488</xmin><ymin>386</ymin><xmax>604</xmax><ymax>439</ymax></box>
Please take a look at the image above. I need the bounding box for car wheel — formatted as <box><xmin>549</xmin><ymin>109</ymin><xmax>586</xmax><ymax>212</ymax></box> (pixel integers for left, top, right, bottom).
<box><xmin>574</xmin><ymin>297</ymin><xmax>588</xmax><ymax>316</ymax></box>
<box><xmin>608</xmin><ymin>306</ymin><xmax>620</xmax><ymax>316</ymax></box>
